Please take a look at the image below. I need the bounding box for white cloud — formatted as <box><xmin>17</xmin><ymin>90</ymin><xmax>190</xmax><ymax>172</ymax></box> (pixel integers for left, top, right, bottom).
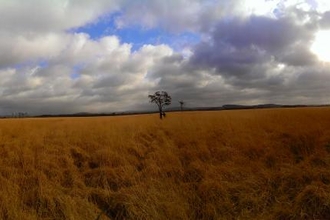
<box><xmin>0</xmin><ymin>27</ymin><xmax>176</xmax><ymax>114</ymax></box>
<box><xmin>0</xmin><ymin>0</ymin><xmax>120</xmax><ymax>33</ymax></box>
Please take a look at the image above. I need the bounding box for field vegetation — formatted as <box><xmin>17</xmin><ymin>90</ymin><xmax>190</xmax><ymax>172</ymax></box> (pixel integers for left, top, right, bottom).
<box><xmin>0</xmin><ymin>107</ymin><xmax>330</xmax><ymax>219</ymax></box>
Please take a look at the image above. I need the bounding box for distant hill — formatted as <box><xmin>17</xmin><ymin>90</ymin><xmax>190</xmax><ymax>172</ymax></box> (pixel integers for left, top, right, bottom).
<box><xmin>33</xmin><ymin>104</ymin><xmax>329</xmax><ymax>118</ymax></box>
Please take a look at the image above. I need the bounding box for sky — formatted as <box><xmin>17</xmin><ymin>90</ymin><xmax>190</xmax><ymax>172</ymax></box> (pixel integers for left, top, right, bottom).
<box><xmin>1</xmin><ymin>0</ymin><xmax>330</xmax><ymax>115</ymax></box>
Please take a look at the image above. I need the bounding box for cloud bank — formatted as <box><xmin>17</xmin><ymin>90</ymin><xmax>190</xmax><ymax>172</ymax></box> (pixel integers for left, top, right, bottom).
<box><xmin>1</xmin><ymin>0</ymin><xmax>330</xmax><ymax>115</ymax></box>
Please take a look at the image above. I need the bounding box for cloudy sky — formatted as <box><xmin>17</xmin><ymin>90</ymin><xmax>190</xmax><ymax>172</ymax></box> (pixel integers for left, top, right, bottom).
<box><xmin>1</xmin><ymin>0</ymin><xmax>330</xmax><ymax>115</ymax></box>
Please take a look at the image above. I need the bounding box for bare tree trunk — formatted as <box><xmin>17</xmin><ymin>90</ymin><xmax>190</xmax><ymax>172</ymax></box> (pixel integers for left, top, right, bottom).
<box><xmin>159</xmin><ymin>106</ymin><xmax>163</xmax><ymax>119</ymax></box>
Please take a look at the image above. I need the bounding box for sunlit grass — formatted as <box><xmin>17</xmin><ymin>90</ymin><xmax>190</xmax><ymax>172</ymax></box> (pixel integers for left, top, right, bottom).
<box><xmin>0</xmin><ymin>108</ymin><xmax>330</xmax><ymax>219</ymax></box>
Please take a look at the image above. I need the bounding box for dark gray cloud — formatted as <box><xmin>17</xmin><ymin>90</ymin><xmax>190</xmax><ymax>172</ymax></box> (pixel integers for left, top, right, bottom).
<box><xmin>320</xmin><ymin>11</ymin><xmax>330</xmax><ymax>28</ymax></box>
<box><xmin>192</xmin><ymin>15</ymin><xmax>317</xmax><ymax>71</ymax></box>
<box><xmin>183</xmin><ymin>10</ymin><xmax>330</xmax><ymax>106</ymax></box>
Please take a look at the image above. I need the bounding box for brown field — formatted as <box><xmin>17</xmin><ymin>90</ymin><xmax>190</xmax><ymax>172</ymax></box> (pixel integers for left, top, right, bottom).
<box><xmin>0</xmin><ymin>107</ymin><xmax>330</xmax><ymax>219</ymax></box>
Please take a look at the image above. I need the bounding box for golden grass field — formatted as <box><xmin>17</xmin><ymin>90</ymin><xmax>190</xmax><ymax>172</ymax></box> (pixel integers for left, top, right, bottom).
<box><xmin>0</xmin><ymin>107</ymin><xmax>330</xmax><ymax>219</ymax></box>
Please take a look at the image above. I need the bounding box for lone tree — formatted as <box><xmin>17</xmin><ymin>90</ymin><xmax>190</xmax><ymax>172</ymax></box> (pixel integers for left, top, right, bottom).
<box><xmin>148</xmin><ymin>91</ymin><xmax>171</xmax><ymax>119</ymax></box>
<box><xmin>179</xmin><ymin>100</ymin><xmax>185</xmax><ymax>111</ymax></box>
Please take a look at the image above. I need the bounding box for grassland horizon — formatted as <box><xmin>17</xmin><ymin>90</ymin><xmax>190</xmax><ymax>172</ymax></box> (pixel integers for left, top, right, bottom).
<box><xmin>0</xmin><ymin>107</ymin><xmax>330</xmax><ymax>219</ymax></box>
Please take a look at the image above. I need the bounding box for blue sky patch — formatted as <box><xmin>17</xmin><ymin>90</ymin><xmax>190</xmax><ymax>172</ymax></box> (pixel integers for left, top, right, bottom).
<box><xmin>10</xmin><ymin>59</ymin><xmax>49</xmax><ymax>71</ymax></box>
<box><xmin>69</xmin><ymin>12</ymin><xmax>201</xmax><ymax>52</ymax></box>
<box><xmin>70</xmin><ymin>64</ymin><xmax>85</xmax><ymax>79</ymax></box>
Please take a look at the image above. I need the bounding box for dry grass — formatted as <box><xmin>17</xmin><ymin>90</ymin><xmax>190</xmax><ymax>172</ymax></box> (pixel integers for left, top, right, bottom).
<box><xmin>0</xmin><ymin>107</ymin><xmax>330</xmax><ymax>219</ymax></box>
